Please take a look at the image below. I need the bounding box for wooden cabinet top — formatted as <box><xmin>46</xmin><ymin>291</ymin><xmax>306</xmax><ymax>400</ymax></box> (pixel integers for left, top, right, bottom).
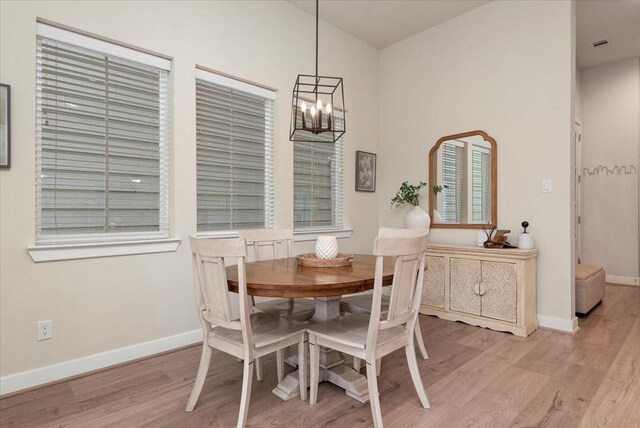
<box><xmin>427</xmin><ymin>243</ymin><xmax>538</xmax><ymax>260</ymax></box>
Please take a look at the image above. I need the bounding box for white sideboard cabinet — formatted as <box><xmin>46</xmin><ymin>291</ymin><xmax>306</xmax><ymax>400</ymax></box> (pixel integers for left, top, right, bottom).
<box><xmin>421</xmin><ymin>244</ymin><xmax>538</xmax><ymax>337</ymax></box>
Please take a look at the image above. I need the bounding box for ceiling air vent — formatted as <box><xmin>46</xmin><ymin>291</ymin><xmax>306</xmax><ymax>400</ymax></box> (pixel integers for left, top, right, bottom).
<box><xmin>592</xmin><ymin>39</ymin><xmax>608</xmax><ymax>47</ymax></box>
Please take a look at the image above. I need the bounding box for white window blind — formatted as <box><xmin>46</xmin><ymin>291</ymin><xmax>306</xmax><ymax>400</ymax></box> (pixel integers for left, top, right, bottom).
<box><xmin>441</xmin><ymin>142</ymin><xmax>464</xmax><ymax>223</ymax></box>
<box><xmin>293</xmin><ymin>116</ymin><xmax>344</xmax><ymax>229</ymax></box>
<box><xmin>35</xmin><ymin>24</ymin><xmax>170</xmax><ymax>245</ymax></box>
<box><xmin>471</xmin><ymin>148</ymin><xmax>490</xmax><ymax>222</ymax></box>
<box><xmin>195</xmin><ymin>69</ymin><xmax>275</xmax><ymax>232</ymax></box>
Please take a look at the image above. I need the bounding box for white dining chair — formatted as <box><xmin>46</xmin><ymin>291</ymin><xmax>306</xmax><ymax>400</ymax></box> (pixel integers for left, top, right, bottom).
<box><xmin>341</xmin><ymin>228</ymin><xmax>429</xmax><ymax>372</ymax></box>
<box><xmin>307</xmin><ymin>233</ymin><xmax>430</xmax><ymax>428</ymax></box>
<box><xmin>186</xmin><ymin>237</ymin><xmax>307</xmax><ymax>428</ymax></box>
<box><xmin>239</xmin><ymin>228</ymin><xmax>316</xmax><ymax>382</ymax></box>
<box><xmin>239</xmin><ymin>229</ymin><xmax>315</xmax><ymax>322</ymax></box>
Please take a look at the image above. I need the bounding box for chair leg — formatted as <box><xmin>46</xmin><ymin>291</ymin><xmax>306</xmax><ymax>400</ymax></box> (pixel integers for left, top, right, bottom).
<box><xmin>276</xmin><ymin>349</ymin><xmax>285</xmax><ymax>383</ymax></box>
<box><xmin>376</xmin><ymin>358</ymin><xmax>381</xmax><ymax>376</ymax></box>
<box><xmin>186</xmin><ymin>345</ymin><xmax>212</xmax><ymax>412</ymax></box>
<box><xmin>353</xmin><ymin>356</ymin><xmax>361</xmax><ymax>372</ymax></box>
<box><xmin>255</xmin><ymin>357</ymin><xmax>263</xmax><ymax>381</ymax></box>
<box><xmin>309</xmin><ymin>340</ymin><xmax>320</xmax><ymax>405</ymax></box>
<box><xmin>366</xmin><ymin>361</ymin><xmax>383</xmax><ymax>428</ymax></box>
<box><xmin>298</xmin><ymin>338</ymin><xmax>307</xmax><ymax>401</ymax></box>
<box><xmin>414</xmin><ymin>322</ymin><xmax>428</xmax><ymax>360</ymax></box>
<box><xmin>405</xmin><ymin>342</ymin><xmax>430</xmax><ymax>409</ymax></box>
<box><xmin>237</xmin><ymin>360</ymin><xmax>254</xmax><ymax>428</ymax></box>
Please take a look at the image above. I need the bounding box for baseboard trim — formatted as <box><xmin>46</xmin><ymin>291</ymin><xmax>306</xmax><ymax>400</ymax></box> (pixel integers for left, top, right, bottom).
<box><xmin>537</xmin><ymin>314</ymin><xmax>579</xmax><ymax>333</ymax></box>
<box><xmin>0</xmin><ymin>329</ymin><xmax>202</xmax><ymax>396</ymax></box>
<box><xmin>606</xmin><ymin>275</ymin><xmax>639</xmax><ymax>286</ymax></box>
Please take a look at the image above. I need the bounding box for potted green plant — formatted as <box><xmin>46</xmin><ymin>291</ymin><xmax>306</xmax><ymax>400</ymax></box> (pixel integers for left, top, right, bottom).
<box><xmin>391</xmin><ymin>181</ymin><xmax>430</xmax><ymax>230</ymax></box>
<box><xmin>391</xmin><ymin>181</ymin><xmax>425</xmax><ymax>207</ymax></box>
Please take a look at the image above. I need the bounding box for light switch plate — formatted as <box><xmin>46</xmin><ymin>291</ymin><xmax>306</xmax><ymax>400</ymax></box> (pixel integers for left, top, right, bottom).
<box><xmin>542</xmin><ymin>179</ymin><xmax>552</xmax><ymax>193</ymax></box>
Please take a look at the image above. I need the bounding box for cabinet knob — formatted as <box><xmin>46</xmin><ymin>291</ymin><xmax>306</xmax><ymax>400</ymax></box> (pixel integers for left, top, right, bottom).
<box><xmin>473</xmin><ymin>282</ymin><xmax>481</xmax><ymax>295</ymax></box>
<box><xmin>478</xmin><ymin>282</ymin><xmax>487</xmax><ymax>296</ymax></box>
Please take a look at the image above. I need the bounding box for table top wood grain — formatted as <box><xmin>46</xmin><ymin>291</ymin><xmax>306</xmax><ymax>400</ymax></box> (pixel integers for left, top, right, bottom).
<box><xmin>226</xmin><ymin>254</ymin><xmax>395</xmax><ymax>298</ymax></box>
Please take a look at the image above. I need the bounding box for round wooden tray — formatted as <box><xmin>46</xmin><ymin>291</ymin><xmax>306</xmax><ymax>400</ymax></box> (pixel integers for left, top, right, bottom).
<box><xmin>296</xmin><ymin>253</ymin><xmax>354</xmax><ymax>268</ymax></box>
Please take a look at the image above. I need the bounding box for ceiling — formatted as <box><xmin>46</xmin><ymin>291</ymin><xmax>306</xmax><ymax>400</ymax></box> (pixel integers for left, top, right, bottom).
<box><xmin>289</xmin><ymin>1</ymin><xmax>640</xmax><ymax>69</ymax></box>
<box><xmin>576</xmin><ymin>0</ymin><xmax>640</xmax><ymax>70</ymax></box>
<box><xmin>289</xmin><ymin>0</ymin><xmax>489</xmax><ymax>49</ymax></box>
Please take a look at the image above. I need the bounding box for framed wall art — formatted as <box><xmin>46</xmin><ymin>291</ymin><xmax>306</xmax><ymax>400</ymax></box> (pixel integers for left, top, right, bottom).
<box><xmin>355</xmin><ymin>150</ymin><xmax>376</xmax><ymax>192</ymax></box>
<box><xmin>0</xmin><ymin>84</ymin><xmax>10</xmax><ymax>169</ymax></box>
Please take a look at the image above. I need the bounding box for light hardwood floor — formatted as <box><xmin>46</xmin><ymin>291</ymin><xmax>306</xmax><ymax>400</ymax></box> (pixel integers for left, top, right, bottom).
<box><xmin>1</xmin><ymin>284</ymin><xmax>638</xmax><ymax>427</ymax></box>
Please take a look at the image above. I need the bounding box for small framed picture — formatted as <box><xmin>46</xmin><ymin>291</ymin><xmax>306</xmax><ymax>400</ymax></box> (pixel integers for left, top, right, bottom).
<box><xmin>355</xmin><ymin>150</ymin><xmax>376</xmax><ymax>192</ymax></box>
<box><xmin>0</xmin><ymin>84</ymin><xmax>10</xmax><ymax>169</ymax></box>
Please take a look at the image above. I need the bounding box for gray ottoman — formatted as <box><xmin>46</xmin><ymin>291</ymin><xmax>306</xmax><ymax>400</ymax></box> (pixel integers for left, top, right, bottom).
<box><xmin>575</xmin><ymin>264</ymin><xmax>605</xmax><ymax>316</ymax></box>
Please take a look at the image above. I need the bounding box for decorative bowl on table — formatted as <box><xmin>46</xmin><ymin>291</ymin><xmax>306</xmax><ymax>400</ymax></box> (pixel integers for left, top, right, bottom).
<box><xmin>296</xmin><ymin>253</ymin><xmax>354</xmax><ymax>268</ymax></box>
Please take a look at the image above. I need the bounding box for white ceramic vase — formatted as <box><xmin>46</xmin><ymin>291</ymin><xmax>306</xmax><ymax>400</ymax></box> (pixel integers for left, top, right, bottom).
<box><xmin>315</xmin><ymin>234</ymin><xmax>338</xmax><ymax>259</ymax></box>
<box><xmin>518</xmin><ymin>233</ymin><xmax>535</xmax><ymax>249</ymax></box>
<box><xmin>405</xmin><ymin>205</ymin><xmax>431</xmax><ymax>232</ymax></box>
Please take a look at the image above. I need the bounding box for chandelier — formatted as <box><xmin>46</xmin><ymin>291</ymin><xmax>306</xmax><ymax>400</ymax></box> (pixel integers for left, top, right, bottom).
<box><xmin>289</xmin><ymin>0</ymin><xmax>345</xmax><ymax>143</ymax></box>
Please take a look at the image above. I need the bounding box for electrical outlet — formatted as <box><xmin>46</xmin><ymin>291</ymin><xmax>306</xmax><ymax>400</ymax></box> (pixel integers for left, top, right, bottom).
<box><xmin>37</xmin><ymin>320</ymin><xmax>52</xmax><ymax>341</ymax></box>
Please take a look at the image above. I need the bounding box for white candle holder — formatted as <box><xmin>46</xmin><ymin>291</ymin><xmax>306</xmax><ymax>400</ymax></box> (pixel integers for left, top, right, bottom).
<box><xmin>315</xmin><ymin>234</ymin><xmax>338</xmax><ymax>260</ymax></box>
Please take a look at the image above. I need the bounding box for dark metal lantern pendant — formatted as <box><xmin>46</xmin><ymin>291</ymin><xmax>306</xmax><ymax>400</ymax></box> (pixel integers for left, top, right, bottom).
<box><xmin>290</xmin><ymin>75</ymin><xmax>345</xmax><ymax>143</ymax></box>
<box><xmin>289</xmin><ymin>0</ymin><xmax>345</xmax><ymax>143</ymax></box>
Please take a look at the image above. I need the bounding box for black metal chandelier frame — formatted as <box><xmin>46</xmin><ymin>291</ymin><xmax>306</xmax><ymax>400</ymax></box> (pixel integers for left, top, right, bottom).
<box><xmin>289</xmin><ymin>0</ymin><xmax>345</xmax><ymax>143</ymax></box>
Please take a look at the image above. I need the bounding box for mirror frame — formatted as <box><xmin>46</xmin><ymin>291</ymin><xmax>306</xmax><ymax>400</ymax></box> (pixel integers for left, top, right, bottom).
<box><xmin>428</xmin><ymin>130</ymin><xmax>497</xmax><ymax>229</ymax></box>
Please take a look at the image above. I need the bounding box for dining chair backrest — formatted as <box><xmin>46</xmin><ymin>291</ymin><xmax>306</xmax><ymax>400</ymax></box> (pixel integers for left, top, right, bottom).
<box><xmin>378</xmin><ymin>227</ymin><xmax>428</xmax><ymax>303</ymax></box>
<box><xmin>189</xmin><ymin>237</ymin><xmax>254</xmax><ymax>354</ymax></box>
<box><xmin>378</xmin><ymin>227</ymin><xmax>429</xmax><ymax>239</ymax></box>
<box><xmin>376</xmin><ymin>228</ymin><xmax>428</xmax><ymax>323</ymax></box>
<box><xmin>239</xmin><ymin>229</ymin><xmax>293</xmax><ymax>261</ymax></box>
<box><xmin>366</xmin><ymin>233</ymin><xmax>427</xmax><ymax>353</ymax></box>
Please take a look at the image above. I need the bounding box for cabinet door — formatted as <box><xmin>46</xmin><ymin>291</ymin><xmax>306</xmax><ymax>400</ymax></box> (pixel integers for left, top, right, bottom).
<box><xmin>422</xmin><ymin>256</ymin><xmax>445</xmax><ymax>308</ymax></box>
<box><xmin>481</xmin><ymin>261</ymin><xmax>517</xmax><ymax>322</ymax></box>
<box><xmin>450</xmin><ymin>258</ymin><xmax>481</xmax><ymax>316</ymax></box>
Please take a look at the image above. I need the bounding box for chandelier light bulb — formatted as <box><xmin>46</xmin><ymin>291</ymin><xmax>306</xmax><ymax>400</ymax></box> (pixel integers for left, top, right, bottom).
<box><xmin>310</xmin><ymin>106</ymin><xmax>317</xmax><ymax>117</ymax></box>
<box><xmin>316</xmin><ymin>99</ymin><xmax>323</xmax><ymax>110</ymax></box>
<box><xmin>301</xmin><ymin>102</ymin><xmax>307</xmax><ymax>112</ymax></box>
<box><xmin>326</xmin><ymin>103</ymin><xmax>332</xmax><ymax>114</ymax></box>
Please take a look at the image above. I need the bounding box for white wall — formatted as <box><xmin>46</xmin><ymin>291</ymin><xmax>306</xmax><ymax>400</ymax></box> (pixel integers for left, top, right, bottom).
<box><xmin>580</xmin><ymin>58</ymin><xmax>640</xmax><ymax>281</ymax></box>
<box><xmin>576</xmin><ymin>68</ymin><xmax>583</xmax><ymax>123</ymax></box>
<box><xmin>378</xmin><ymin>1</ymin><xmax>576</xmax><ymax>326</ymax></box>
<box><xmin>0</xmin><ymin>0</ymin><xmax>379</xmax><ymax>379</ymax></box>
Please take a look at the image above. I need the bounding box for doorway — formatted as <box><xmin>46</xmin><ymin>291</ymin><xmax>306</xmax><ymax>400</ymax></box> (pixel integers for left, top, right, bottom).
<box><xmin>574</xmin><ymin>121</ymin><xmax>582</xmax><ymax>265</ymax></box>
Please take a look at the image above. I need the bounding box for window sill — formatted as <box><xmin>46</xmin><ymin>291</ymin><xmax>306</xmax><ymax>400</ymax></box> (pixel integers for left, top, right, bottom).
<box><xmin>293</xmin><ymin>228</ymin><xmax>353</xmax><ymax>242</ymax></box>
<box><xmin>27</xmin><ymin>238</ymin><xmax>181</xmax><ymax>263</ymax></box>
<box><xmin>195</xmin><ymin>228</ymin><xmax>354</xmax><ymax>242</ymax></box>
<box><xmin>196</xmin><ymin>231</ymin><xmax>240</xmax><ymax>239</ymax></box>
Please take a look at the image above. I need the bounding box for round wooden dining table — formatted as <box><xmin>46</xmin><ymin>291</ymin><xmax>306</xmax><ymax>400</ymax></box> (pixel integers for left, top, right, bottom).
<box><xmin>226</xmin><ymin>254</ymin><xmax>395</xmax><ymax>403</ymax></box>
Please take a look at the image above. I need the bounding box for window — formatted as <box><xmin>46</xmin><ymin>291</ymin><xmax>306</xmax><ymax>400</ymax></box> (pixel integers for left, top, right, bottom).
<box><xmin>35</xmin><ymin>23</ymin><xmax>170</xmax><ymax>245</ymax></box>
<box><xmin>195</xmin><ymin>69</ymin><xmax>275</xmax><ymax>233</ymax></box>
<box><xmin>471</xmin><ymin>147</ymin><xmax>490</xmax><ymax>222</ymax></box>
<box><xmin>439</xmin><ymin>139</ymin><xmax>491</xmax><ymax>224</ymax></box>
<box><xmin>293</xmin><ymin>116</ymin><xmax>344</xmax><ymax>229</ymax></box>
<box><xmin>441</xmin><ymin>141</ymin><xmax>464</xmax><ymax>223</ymax></box>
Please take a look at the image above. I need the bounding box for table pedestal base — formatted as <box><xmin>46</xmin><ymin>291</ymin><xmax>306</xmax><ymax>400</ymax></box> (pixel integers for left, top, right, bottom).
<box><xmin>272</xmin><ymin>296</ymin><xmax>370</xmax><ymax>403</ymax></box>
<box><xmin>272</xmin><ymin>360</ymin><xmax>369</xmax><ymax>403</ymax></box>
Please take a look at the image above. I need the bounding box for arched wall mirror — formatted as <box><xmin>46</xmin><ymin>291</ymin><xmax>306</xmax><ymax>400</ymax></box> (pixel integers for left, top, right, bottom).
<box><xmin>428</xmin><ymin>130</ymin><xmax>497</xmax><ymax>229</ymax></box>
